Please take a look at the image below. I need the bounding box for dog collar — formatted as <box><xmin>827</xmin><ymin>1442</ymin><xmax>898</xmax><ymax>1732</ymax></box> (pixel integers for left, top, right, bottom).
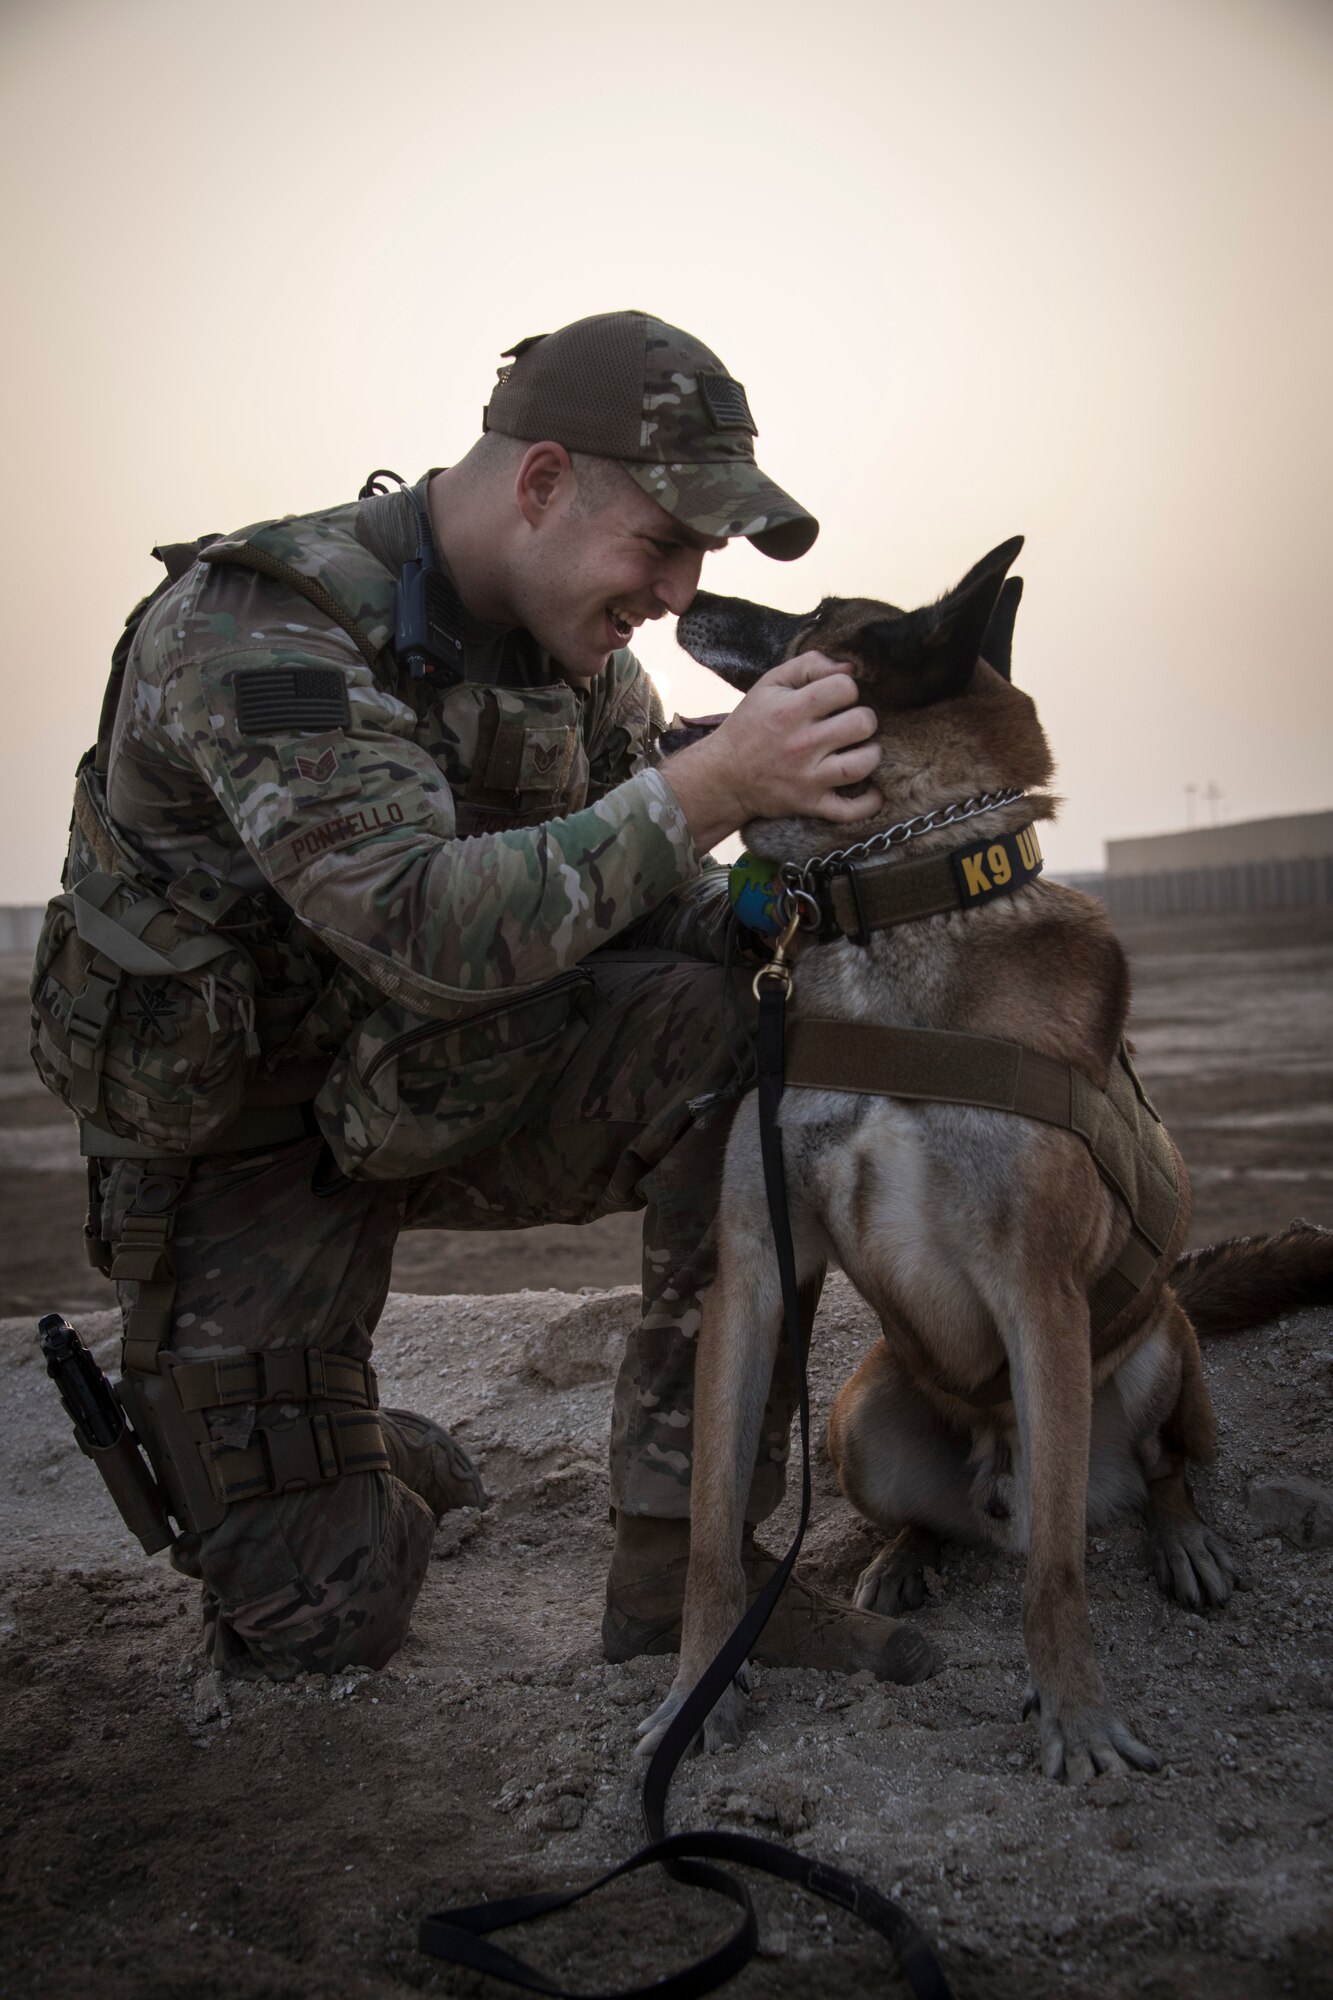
<box><xmin>730</xmin><ymin>805</ymin><xmax>1043</xmax><ymax>943</ymax></box>
<box><xmin>813</xmin><ymin>820</ymin><xmax>1044</xmax><ymax>943</ymax></box>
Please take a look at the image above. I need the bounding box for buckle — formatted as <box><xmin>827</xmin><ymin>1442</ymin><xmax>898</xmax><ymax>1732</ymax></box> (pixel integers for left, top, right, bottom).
<box><xmin>66</xmin><ymin>966</ymin><xmax>120</xmax><ymax>1047</ymax></box>
<box><xmin>829</xmin><ymin>864</ymin><xmax>870</xmax><ymax>947</ymax></box>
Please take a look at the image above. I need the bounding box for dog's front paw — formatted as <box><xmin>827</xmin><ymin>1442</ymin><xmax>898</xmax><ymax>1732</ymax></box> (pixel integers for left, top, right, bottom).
<box><xmin>854</xmin><ymin>1537</ymin><xmax>928</xmax><ymax>1615</ymax></box>
<box><xmin>852</xmin><ymin>1552</ymin><xmax>924</xmax><ymax>1616</ymax></box>
<box><xmin>1022</xmin><ymin>1685</ymin><xmax>1160</xmax><ymax>1783</ymax></box>
<box><xmin>635</xmin><ymin>1673</ymin><xmax>749</xmax><ymax>1759</ymax></box>
<box><xmin>1151</xmin><ymin>1520</ymin><xmax>1239</xmax><ymax>1609</ymax></box>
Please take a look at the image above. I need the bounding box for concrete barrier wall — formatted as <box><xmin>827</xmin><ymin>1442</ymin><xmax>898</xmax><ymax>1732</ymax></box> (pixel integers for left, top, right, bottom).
<box><xmin>1098</xmin><ymin>855</ymin><xmax>1333</xmax><ymax>918</ymax></box>
<box><xmin>1107</xmin><ymin>810</ymin><xmax>1333</xmax><ymax>875</ymax></box>
<box><xmin>0</xmin><ymin>907</ymin><xmax>43</xmax><ymax>955</ymax></box>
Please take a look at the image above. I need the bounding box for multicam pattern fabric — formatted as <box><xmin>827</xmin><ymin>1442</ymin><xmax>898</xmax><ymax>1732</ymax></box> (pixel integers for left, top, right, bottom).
<box><xmin>98</xmin><ymin>950</ymin><xmax>794</xmax><ymax>1678</ymax></box>
<box><xmin>54</xmin><ymin>483</ymin><xmax>794</xmax><ymax>1678</ymax></box>
<box><xmin>112</xmin><ymin>493</ymin><xmax>700</xmax><ymax>1008</ymax></box>
<box><xmin>483</xmin><ymin>313</ymin><xmax>817</xmax><ymax>559</ymax></box>
<box><xmin>625</xmin><ymin>324</ymin><xmax>815</xmax><ymax>552</ymax></box>
<box><xmin>96</xmin><ymin>485</ymin><xmax>733</xmax><ymax>1171</ymax></box>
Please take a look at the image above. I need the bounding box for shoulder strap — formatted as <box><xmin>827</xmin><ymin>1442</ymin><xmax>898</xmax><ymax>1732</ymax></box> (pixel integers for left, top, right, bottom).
<box><xmin>94</xmin><ymin>536</ymin><xmax>222</xmax><ymax>775</ymax></box>
<box><xmin>199</xmin><ymin>539</ymin><xmax>383</xmax><ymax>668</ymax></box>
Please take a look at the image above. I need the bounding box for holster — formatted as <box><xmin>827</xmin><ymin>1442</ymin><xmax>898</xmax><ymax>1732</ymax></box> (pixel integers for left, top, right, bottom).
<box><xmin>85</xmin><ymin>1415</ymin><xmax>177</xmax><ymax>1555</ymax></box>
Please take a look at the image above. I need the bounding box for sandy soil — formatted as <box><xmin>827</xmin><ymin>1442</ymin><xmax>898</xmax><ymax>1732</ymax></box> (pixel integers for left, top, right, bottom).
<box><xmin>4</xmin><ymin>1282</ymin><xmax>1331</xmax><ymax>1999</ymax></box>
<box><xmin>2</xmin><ymin>910</ymin><xmax>1331</xmax><ymax>1998</ymax></box>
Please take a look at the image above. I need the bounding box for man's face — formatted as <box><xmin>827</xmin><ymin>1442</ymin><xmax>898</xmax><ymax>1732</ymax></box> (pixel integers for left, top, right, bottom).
<box><xmin>511</xmin><ymin>466</ymin><xmax>726</xmax><ymax>682</ymax></box>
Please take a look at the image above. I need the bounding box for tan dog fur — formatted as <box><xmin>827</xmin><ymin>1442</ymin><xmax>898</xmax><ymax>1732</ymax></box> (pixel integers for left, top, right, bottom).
<box><xmin>638</xmin><ymin>547</ymin><xmax>1241</xmax><ymax>1782</ymax></box>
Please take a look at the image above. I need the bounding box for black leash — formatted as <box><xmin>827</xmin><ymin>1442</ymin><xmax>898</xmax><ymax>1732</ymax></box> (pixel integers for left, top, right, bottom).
<box><xmin>417</xmin><ymin>934</ymin><xmax>954</xmax><ymax>1999</ymax></box>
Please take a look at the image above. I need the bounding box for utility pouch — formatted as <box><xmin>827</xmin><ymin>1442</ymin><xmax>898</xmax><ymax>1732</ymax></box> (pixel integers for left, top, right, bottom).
<box><xmin>315</xmin><ymin>968</ymin><xmax>595</xmax><ymax>1180</ymax></box>
<box><xmin>31</xmin><ymin>774</ymin><xmax>265</xmax><ymax>1153</ymax></box>
<box><xmin>442</xmin><ymin>682</ymin><xmax>589</xmax><ymax>835</ymax></box>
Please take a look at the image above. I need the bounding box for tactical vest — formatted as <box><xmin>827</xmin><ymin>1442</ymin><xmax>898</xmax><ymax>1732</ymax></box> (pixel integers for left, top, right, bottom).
<box><xmin>31</xmin><ymin>488</ymin><xmax>614</xmax><ymax>1176</ymax></box>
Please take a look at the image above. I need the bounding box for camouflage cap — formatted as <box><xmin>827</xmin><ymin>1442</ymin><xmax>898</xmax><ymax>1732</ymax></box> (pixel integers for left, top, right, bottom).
<box><xmin>482</xmin><ymin>310</ymin><xmax>818</xmax><ymax>561</ymax></box>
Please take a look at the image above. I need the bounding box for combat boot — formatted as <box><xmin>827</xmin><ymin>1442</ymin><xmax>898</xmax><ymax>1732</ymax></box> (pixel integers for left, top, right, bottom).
<box><xmin>602</xmin><ymin>1514</ymin><xmax>938</xmax><ymax>1683</ymax></box>
<box><xmin>379</xmin><ymin>1408</ymin><xmax>488</xmax><ymax>1521</ymax></box>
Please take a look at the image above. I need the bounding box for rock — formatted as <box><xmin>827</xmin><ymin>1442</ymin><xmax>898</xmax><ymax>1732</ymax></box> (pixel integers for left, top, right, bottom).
<box><xmin>711</xmin><ymin>1775</ymin><xmax>815</xmax><ymax>1836</ymax></box>
<box><xmin>534</xmin><ymin>1792</ymin><xmax>584</xmax><ymax>1832</ymax></box>
<box><xmin>189</xmin><ymin>1671</ymin><xmax>230</xmax><ymax>1733</ymax></box>
<box><xmin>430</xmin><ymin>1505</ymin><xmax>484</xmax><ymax>1560</ymax></box>
<box><xmin>1246</xmin><ymin>1476</ymin><xmax>1333</xmax><ymax>1548</ymax></box>
<box><xmin>523</xmin><ymin>1289</ymin><xmax>638</xmax><ymax>1389</ymax></box>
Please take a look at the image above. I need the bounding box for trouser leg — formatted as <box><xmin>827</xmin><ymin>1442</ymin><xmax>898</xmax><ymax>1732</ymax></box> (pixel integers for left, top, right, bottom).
<box><xmin>101</xmin><ymin>1141</ymin><xmax>437</xmax><ymax>1681</ymax></box>
<box><xmin>403</xmin><ymin>950</ymin><xmax>799</xmax><ymax>1525</ymax></box>
<box><xmin>611</xmin><ymin>1088</ymin><xmax>799</xmax><ymax>1522</ymax></box>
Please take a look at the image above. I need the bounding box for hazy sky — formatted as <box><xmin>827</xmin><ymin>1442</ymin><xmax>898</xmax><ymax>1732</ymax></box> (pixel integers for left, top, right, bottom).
<box><xmin>2</xmin><ymin>0</ymin><xmax>1329</xmax><ymax>899</ymax></box>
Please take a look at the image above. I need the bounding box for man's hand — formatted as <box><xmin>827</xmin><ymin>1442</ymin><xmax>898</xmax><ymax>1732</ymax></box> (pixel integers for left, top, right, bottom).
<box><xmin>659</xmin><ymin>653</ymin><xmax>882</xmax><ymax>854</ymax></box>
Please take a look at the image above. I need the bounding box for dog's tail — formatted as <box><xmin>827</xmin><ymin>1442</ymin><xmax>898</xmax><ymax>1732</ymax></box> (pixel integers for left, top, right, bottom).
<box><xmin>1171</xmin><ymin>1218</ymin><xmax>1333</xmax><ymax>1337</ymax></box>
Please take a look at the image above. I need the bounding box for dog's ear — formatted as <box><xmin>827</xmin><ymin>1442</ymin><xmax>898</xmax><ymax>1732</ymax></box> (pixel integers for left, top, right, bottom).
<box><xmin>855</xmin><ymin>537</ymin><xmax>1025</xmax><ymax>709</ymax></box>
<box><xmin>980</xmin><ymin>576</ymin><xmax>1023</xmax><ymax>682</ymax></box>
<box><xmin>674</xmin><ymin>589</ymin><xmax>812</xmax><ymax>691</ymax></box>
<box><xmin>656</xmin><ymin>712</ymin><xmax>730</xmax><ymax>755</ymax></box>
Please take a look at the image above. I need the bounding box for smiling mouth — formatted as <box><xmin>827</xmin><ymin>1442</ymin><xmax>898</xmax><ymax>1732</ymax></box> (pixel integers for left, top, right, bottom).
<box><xmin>606</xmin><ymin>606</ymin><xmax>639</xmax><ymax>644</ymax></box>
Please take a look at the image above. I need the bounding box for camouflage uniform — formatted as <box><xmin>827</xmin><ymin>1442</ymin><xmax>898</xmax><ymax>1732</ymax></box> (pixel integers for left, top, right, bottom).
<box><xmin>61</xmin><ymin>478</ymin><xmax>797</xmax><ymax>1679</ymax></box>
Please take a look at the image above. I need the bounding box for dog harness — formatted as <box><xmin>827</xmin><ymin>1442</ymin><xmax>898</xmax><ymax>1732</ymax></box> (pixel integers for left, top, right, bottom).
<box><xmin>783</xmin><ymin>1019</ymin><xmax>1182</xmax><ymax>1347</ymax></box>
<box><xmin>742</xmin><ymin>803</ymin><xmax>1185</xmax><ymax>1359</ymax></box>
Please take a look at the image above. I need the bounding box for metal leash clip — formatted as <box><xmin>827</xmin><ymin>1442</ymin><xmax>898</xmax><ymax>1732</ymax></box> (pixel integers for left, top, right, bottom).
<box><xmin>752</xmin><ymin>905</ymin><xmax>803</xmax><ymax>1001</ymax></box>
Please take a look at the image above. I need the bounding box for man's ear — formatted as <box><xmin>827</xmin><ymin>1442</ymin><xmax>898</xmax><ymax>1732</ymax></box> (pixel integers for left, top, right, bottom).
<box><xmin>514</xmin><ymin>441</ymin><xmax>574</xmax><ymax>526</ymax></box>
<box><xmin>675</xmin><ymin>589</ymin><xmax>813</xmax><ymax>690</ymax></box>
<box><xmin>856</xmin><ymin>536</ymin><xmax>1024</xmax><ymax>709</ymax></box>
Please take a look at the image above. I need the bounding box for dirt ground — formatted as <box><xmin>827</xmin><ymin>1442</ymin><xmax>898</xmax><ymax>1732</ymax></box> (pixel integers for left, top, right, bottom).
<box><xmin>1</xmin><ymin>909</ymin><xmax>1331</xmax><ymax>1998</ymax></box>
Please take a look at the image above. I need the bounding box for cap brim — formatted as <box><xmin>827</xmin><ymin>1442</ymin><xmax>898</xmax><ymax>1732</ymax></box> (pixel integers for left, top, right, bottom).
<box><xmin>623</xmin><ymin>459</ymin><xmax>818</xmax><ymax>562</ymax></box>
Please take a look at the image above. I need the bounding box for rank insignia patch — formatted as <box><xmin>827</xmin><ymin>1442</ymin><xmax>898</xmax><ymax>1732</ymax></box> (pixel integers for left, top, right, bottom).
<box><xmin>279</xmin><ymin>732</ymin><xmax>353</xmax><ymax>792</ymax></box>
<box><xmin>295</xmin><ymin>746</ymin><xmax>339</xmax><ymax>785</ymax></box>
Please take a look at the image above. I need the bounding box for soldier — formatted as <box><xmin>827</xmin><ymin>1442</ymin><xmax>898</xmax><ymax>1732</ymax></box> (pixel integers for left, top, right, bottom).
<box><xmin>33</xmin><ymin>310</ymin><xmax>933</xmax><ymax>1686</ymax></box>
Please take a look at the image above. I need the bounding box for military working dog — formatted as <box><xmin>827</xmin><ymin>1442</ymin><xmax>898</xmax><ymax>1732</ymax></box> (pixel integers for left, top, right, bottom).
<box><xmin>638</xmin><ymin>538</ymin><xmax>1333</xmax><ymax>1782</ymax></box>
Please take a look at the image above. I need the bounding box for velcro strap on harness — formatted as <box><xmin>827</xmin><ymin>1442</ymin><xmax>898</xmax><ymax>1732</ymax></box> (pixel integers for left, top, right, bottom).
<box><xmin>784</xmin><ymin>1018</ymin><xmax>1074</xmax><ymax>1124</ymax></box>
<box><xmin>172</xmin><ymin>1349</ymin><xmax>378</xmax><ymax>1413</ymax></box>
<box><xmin>211</xmin><ymin>1410</ymin><xmax>390</xmax><ymax>1504</ymax></box>
<box><xmin>1089</xmin><ymin>1230</ymin><xmax>1160</xmax><ymax>1332</ymax></box>
<box><xmin>784</xmin><ymin>1019</ymin><xmax>1181</xmax><ymax>1342</ymax></box>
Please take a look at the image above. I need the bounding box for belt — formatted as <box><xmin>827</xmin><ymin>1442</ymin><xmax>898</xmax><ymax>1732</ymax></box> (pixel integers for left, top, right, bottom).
<box><xmin>80</xmin><ymin>1100</ymin><xmax>320</xmax><ymax>1159</ymax></box>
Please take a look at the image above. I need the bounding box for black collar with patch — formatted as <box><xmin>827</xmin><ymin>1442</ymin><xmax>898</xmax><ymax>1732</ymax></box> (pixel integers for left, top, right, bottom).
<box><xmin>811</xmin><ymin>822</ymin><xmax>1044</xmax><ymax>944</ymax></box>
